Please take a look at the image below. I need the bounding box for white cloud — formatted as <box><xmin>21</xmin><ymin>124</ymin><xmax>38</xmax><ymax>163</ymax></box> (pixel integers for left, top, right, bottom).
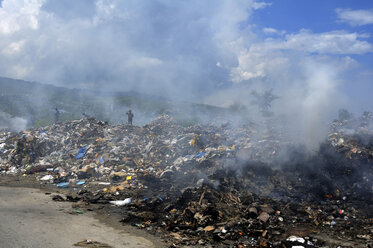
<box><xmin>93</xmin><ymin>0</ymin><xmax>131</xmax><ymax>24</ymax></box>
<box><xmin>2</xmin><ymin>40</ymin><xmax>25</xmax><ymax>55</ymax></box>
<box><xmin>230</xmin><ymin>48</ymin><xmax>289</xmax><ymax>82</ymax></box>
<box><xmin>261</xmin><ymin>30</ymin><xmax>373</xmax><ymax>55</ymax></box>
<box><xmin>129</xmin><ymin>57</ymin><xmax>163</xmax><ymax>67</ymax></box>
<box><xmin>336</xmin><ymin>8</ymin><xmax>373</xmax><ymax>26</ymax></box>
<box><xmin>230</xmin><ymin>29</ymin><xmax>372</xmax><ymax>83</ymax></box>
<box><xmin>252</xmin><ymin>1</ymin><xmax>272</xmax><ymax>10</ymax></box>
<box><xmin>0</xmin><ymin>0</ymin><xmax>44</xmax><ymax>34</ymax></box>
<box><xmin>262</xmin><ymin>27</ymin><xmax>285</xmax><ymax>35</ymax></box>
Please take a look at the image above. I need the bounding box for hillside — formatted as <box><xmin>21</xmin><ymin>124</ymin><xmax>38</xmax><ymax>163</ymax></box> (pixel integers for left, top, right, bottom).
<box><xmin>0</xmin><ymin>77</ymin><xmax>227</xmax><ymax>130</ymax></box>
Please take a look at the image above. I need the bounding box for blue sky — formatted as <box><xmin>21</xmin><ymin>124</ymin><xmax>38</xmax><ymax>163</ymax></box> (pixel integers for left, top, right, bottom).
<box><xmin>250</xmin><ymin>0</ymin><xmax>373</xmax><ymax>112</ymax></box>
<box><xmin>252</xmin><ymin>1</ymin><xmax>373</xmax><ymax>61</ymax></box>
<box><xmin>254</xmin><ymin>1</ymin><xmax>373</xmax><ymax>32</ymax></box>
<box><xmin>0</xmin><ymin>0</ymin><xmax>372</xmax><ymax>115</ymax></box>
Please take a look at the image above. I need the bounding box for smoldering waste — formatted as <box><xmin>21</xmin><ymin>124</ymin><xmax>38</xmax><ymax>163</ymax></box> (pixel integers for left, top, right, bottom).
<box><xmin>1</xmin><ymin>115</ymin><xmax>373</xmax><ymax>247</ymax></box>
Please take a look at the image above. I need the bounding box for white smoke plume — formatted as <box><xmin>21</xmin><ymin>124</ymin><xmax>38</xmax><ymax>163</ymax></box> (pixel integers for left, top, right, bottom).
<box><xmin>0</xmin><ymin>111</ymin><xmax>27</xmax><ymax>131</ymax></box>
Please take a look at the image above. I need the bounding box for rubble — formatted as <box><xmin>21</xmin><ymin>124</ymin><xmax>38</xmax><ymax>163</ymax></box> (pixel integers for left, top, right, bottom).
<box><xmin>1</xmin><ymin>115</ymin><xmax>373</xmax><ymax>247</ymax></box>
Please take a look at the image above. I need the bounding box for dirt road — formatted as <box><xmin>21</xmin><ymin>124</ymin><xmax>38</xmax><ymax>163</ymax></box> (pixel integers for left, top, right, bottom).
<box><xmin>0</xmin><ymin>186</ymin><xmax>165</xmax><ymax>248</ymax></box>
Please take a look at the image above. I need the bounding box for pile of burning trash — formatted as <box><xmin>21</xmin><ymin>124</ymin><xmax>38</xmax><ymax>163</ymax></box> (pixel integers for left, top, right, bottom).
<box><xmin>1</xmin><ymin>114</ymin><xmax>373</xmax><ymax>247</ymax></box>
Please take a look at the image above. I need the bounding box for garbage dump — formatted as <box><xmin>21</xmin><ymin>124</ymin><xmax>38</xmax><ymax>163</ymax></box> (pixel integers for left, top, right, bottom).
<box><xmin>1</xmin><ymin>115</ymin><xmax>373</xmax><ymax>247</ymax></box>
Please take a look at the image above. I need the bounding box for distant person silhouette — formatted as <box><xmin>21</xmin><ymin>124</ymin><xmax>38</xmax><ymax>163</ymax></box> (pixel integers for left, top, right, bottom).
<box><xmin>126</xmin><ymin>110</ymin><xmax>134</xmax><ymax>125</ymax></box>
<box><xmin>54</xmin><ymin>107</ymin><xmax>60</xmax><ymax>123</ymax></box>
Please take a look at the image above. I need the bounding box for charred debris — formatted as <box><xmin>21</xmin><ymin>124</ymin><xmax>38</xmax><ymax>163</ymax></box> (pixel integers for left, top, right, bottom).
<box><xmin>0</xmin><ymin>113</ymin><xmax>373</xmax><ymax>247</ymax></box>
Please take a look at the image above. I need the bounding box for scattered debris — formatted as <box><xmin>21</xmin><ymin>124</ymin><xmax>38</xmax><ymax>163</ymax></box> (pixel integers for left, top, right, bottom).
<box><xmin>1</xmin><ymin>115</ymin><xmax>373</xmax><ymax>247</ymax></box>
<box><xmin>73</xmin><ymin>240</ymin><xmax>112</xmax><ymax>248</ymax></box>
<box><xmin>56</xmin><ymin>182</ymin><xmax>69</xmax><ymax>188</ymax></box>
<box><xmin>109</xmin><ymin>198</ymin><xmax>132</xmax><ymax>206</ymax></box>
<box><xmin>52</xmin><ymin>195</ymin><xmax>65</xmax><ymax>201</ymax></box>
<box><xmin>40</xmin><ymin>175</ymin><xmax>53</xmax><ymax>181</ymax></box>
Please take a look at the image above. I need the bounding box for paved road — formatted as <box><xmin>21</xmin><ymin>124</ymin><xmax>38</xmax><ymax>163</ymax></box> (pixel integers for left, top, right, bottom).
<box><xmin>0</xmin><ymin>186</ymin><xmax>162</xmax><ymax>248</ymax></box>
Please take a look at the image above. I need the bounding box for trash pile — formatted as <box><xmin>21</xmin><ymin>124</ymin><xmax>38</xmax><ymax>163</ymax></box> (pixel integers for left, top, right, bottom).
<box><xmin>1</xmin><ymin>115</ymin><xmax>373</xmax><ymax>247</ymax></box>
<box><xmin>329</xmin><ymin>117</ymin><xmax>373</xmax><ymax>162</ymax></box>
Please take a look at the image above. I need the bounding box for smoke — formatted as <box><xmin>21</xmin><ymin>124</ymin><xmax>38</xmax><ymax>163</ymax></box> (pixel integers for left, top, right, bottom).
<box><xmin>0</xmin><ymin>111</ymin><xmax>27</xmax><ymax>131</ymax></box>
<box><xmin>205</xmin><ymin>55</ymin><xmax>351</xmax><ymax>150</ymax></box>
<box><xmin>0</xmin><ymin>0</ymin><xmax>261</xmax><ymax>99</ymax></box>
<box><xmin>0</xmin><ymin>0</ymin><xmax>372</xmax><ymax>150</ymax></box>
<box><xmin>274</xmin><ymin>59</ymin><xmax>343</xmax><ymax>150</ymax></box>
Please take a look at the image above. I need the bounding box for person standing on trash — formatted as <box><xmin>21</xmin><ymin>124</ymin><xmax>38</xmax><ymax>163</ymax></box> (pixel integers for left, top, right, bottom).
<box><xmin>126</xmin><ymin>109</ymin><xmax>134</xmax><ymax>125</ymax></box>
<box><xmin>54</xmin><ymin>107</ymin><xmax>60</xmax><ymax>123</ymax></box>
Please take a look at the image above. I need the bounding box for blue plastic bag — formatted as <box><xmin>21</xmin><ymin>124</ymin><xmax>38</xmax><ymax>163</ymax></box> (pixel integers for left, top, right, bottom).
<box><xmin>75</xmin><ymin>145</ymin><xmax>87</xmax><ymax>159</ymax></box>
<box><xmin>57</xmin><ymin>182</ymin><xmax>69</xmax><ymax>188</ymax></box>
<box><xmin>195</xmin><ymin>152</ymin><xmax>206</xmax><ymax>158</ymax></box>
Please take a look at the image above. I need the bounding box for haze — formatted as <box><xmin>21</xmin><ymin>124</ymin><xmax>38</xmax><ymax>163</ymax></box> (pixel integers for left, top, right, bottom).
<box><xmin>1</xmin><ymin>0</ymin><xmax>373</xmax><ymax>147</ymax></box>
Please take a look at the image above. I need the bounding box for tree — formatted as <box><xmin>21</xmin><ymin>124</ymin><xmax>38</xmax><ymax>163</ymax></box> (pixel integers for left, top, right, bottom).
<box><xmin>251</xmin><ymin>89</ymin><xmax>279</xmax><ymax>111</ymax></box>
